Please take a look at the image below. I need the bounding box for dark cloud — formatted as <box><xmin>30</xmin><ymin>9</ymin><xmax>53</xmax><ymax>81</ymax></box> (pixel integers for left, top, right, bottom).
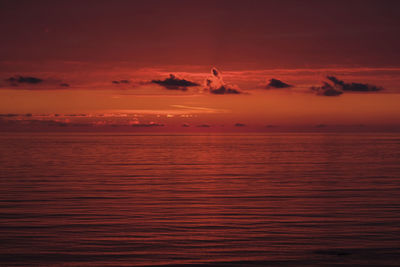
<box><xmin>6</xmin><ymin>76</ymin><xmax>43</xmax><ymax>85</ymax></box>
<box><xmin>205</xmin><ymin>68</ymin><xmax>242</xmax><ymax>94</ymax></box>
<box><xmin>182</xmin><ymin>123</ymin><xmax>190</xmax><ymax>127</ymax></box>
<box><xmin>326</xmin><ymin>76</ymin><xmax>383</xmax><ymax>92</ymax></box>
<box><xmin>152</xmin><ymin>74</ymin><xmax>199</xmax><ymax>90</ymax></box>
<box><xmin>0</xmin><ymin>118</ymin><xmax>69</xmax><ymax>128</ymax></box>
<box><xmin>206</xmin><ymin>84</ymin><xmax>241</xmax><ymax>94</ymax></box>
<box><xmin>0</xmin><ymin>113</ymin><xmax>19</xmax><ymax>117</ymax></box>
<box><xmin>65</xmin><ymin>114</ymin><xmax>87</xmax><ymax>117</ymax></box>
<box><xmin>266</xmin><ymin>78</ymin><xmax>292</xmax><ymax>89</ymax></box>
<box><xmin>3</xmin><ymin>75</ymin><xmax>72</xmax><ymax>90</ymax></box>
<box><xmin>112</xmin><ymin>80</ymin><xmax>130</xmax><ymax>85</ymax></box>
<box><xmin>131</xmin><ymin>122</ymin><xmax>164</xmax><ymax>127</ymax></box>
<box><xmin>70</xmin><ymin>122</ymin><xmax>91</xmax><ymax>127</ymax></box>
<box><xmin>40</xmin><ymin>120</ymin><xmax>69</xmax><ymax>127</ymax></box>
<box><xmin>310</xmin><ymin>76</ymin><xmax>383</xmax><ymax>96</ymax></box>
<box><xmin>1</xmin><ymin>113</ymin><xmax>36</xmax><ymax>118</ymax></box>
<box><xmin>234</xmin><ymin>123</ymin><xmax>246</xmax><ymax>127</ymax></box>
<box><xmin>311</xmin><ymin>82</ymin><xmax>343</xmax><ymax>96</ymax></box>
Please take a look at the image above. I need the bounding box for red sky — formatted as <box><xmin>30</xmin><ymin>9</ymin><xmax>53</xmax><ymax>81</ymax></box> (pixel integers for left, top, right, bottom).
<box><xmin>0</xmin><ymin>0</ymin><xmax>399</xmax><ymax>131</ymax></box>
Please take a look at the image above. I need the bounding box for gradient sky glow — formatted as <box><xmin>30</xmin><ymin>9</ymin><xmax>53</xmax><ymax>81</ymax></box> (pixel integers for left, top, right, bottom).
<box><xmin>1</xmin><ymin>0</ymin><xmax>400</xmax><ymax>131</ymax></box>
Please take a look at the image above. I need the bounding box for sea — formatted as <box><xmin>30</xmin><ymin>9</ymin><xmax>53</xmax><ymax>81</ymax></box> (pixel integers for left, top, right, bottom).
<box><xmin>0</xmin><ymin>133</ymin><xmax>399</xmax><ymax>266</ymax></box>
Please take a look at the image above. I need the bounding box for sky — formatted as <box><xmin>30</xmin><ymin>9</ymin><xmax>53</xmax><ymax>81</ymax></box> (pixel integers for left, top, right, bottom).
<box><xmin>0</xmin><ymin>0</ymin><xmax>400</xmax><ymax>131</ymax></box>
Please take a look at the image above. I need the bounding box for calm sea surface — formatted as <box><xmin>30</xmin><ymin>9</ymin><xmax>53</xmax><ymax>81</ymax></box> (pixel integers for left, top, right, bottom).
<box><xmin>0</xmin><ymin>133</ymin><xmax>399</xmax><ymax>266</ymax></box>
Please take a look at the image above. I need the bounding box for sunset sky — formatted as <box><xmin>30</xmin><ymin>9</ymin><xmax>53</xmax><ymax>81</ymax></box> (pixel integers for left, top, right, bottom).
<box><xmin>1</xmin><ymin>0</ymin><xmax>400</xmax><ymax>131</ymax></box>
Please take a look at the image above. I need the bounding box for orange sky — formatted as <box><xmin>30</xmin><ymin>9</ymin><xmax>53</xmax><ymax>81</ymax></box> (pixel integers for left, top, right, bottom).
<box><xmin>0</xmin><ymin>1</ymin><xmax>399</xmax><ymax>131</ymax></box>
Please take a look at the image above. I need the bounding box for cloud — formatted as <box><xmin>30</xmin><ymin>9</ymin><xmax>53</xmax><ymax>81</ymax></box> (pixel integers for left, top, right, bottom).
<box><xmin>234</xmin><ymin>123</ymin><xmax>246</xmax><ymax>127</ymax></box>
<box><xmin>0</xmin><ymin>113</ymin><xmax>42</xmax><ymax>118</ymax></box>
<box><xmin>112</xmin><ymin>80</ymin><xmax>130</xmax><ymax>85</ymax></box>
<box><xmin>266</xmin><ymin>78</ymin><xmax>292</xmax><ymax>89</ymax></box>
<box><xmin>204</xmin><ymin>68</ymin><xmax>242</xmax><ymax>94</ymax></box>
<box><xmin>197</xmin><ymin>124</ymin><xmax>211</xmax><ymax>127</ymax></box>
<box><xmin>0</xmin><ymin>113</ymin><xmax>19</xmax><ymax>117</ymax></box>
<box><xmin>6</xmin><ymin>76</ymin><xmax>43</xmax><ymax>85</ymax></box>
<box><xmin>182</xmin><ymin>123</ymin><xmax>190</xmax><ymax>127</ymax></box>
<box><xmin>311</xmin><ymin>82</ymin><xmax>343</xmax><ymax>96</ymax></box>
<box><xmin>131</xmin><ymin>122</ymin><xmax>164</xmax><ymax>127</ymax></box>
<box><xmin>39</xmin><ymin>120</ymin><xmax>69</xmax><ymax>127</ymax></box>
<box><xmin>0</xmin><ymin>118</ymin><xmax>69</xmax><ymax>128</ymax></box>
<box><xmin>3</xmin><ymin>75</ymin><xmax>72</xmax><ymax>90</ymax></box>
<box><xmin>65</xmin><ymin>114</ymin><xmax>88</xmax><ymax>117</ymax></box>
<box><xmin>152</xmin><ymin>74</ymin><xmax>199</xmax><ymax>90</ymax></box>
<box><xmin>326</xmin><ymin>76</ymin><xmax>383</xmax><ymax>92</ymax></box>
<box><xmin>311</xmin><ymin>76</ymin><xmax>383</xmax><ymax>96</ymax></box>
<box><xmin>170</xmin><ymin>105</ymin><xmax>225</xmax><ymax>114</ymax></box>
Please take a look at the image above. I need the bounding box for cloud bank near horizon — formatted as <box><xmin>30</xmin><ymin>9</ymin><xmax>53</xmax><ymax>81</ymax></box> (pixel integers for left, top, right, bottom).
<box><xmin>311</xmin><ymin>76</ymin><xmax>383</xmax><ymax>96</ymax></box>
<box><xmin>2</xmin><ymin>75</ymin><xmax>71</xmax><ymax>90</ymax></box>
<box><xmin>151</xmin><ymin>74</ymin><xmax>199</xmax><ymax>90</ymax></box>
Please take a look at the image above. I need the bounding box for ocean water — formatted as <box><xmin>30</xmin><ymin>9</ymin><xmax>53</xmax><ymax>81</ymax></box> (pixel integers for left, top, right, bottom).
<box><xmin>0</xmin><ymin>133</ymin><xmax>399</xmax><ymax>266</ymax></box>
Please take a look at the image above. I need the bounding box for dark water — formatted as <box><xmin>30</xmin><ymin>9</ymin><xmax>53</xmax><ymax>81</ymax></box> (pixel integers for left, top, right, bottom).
<box><xmin>0</xmin><ymin>133</ymin><xmax>400</xmax><ymax>266</ymax></box>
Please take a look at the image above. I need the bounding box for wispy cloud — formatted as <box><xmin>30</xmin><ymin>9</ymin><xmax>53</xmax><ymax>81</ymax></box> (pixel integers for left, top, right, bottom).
<box><xmin>102</xmin><ymin>105</ymin><xmax>224</xmax><ymax>115</ymax></box>
<box><xmin>170</xmin><ymin>105</ymin><xmax>227</xmax><ymax>114</ymax></box>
